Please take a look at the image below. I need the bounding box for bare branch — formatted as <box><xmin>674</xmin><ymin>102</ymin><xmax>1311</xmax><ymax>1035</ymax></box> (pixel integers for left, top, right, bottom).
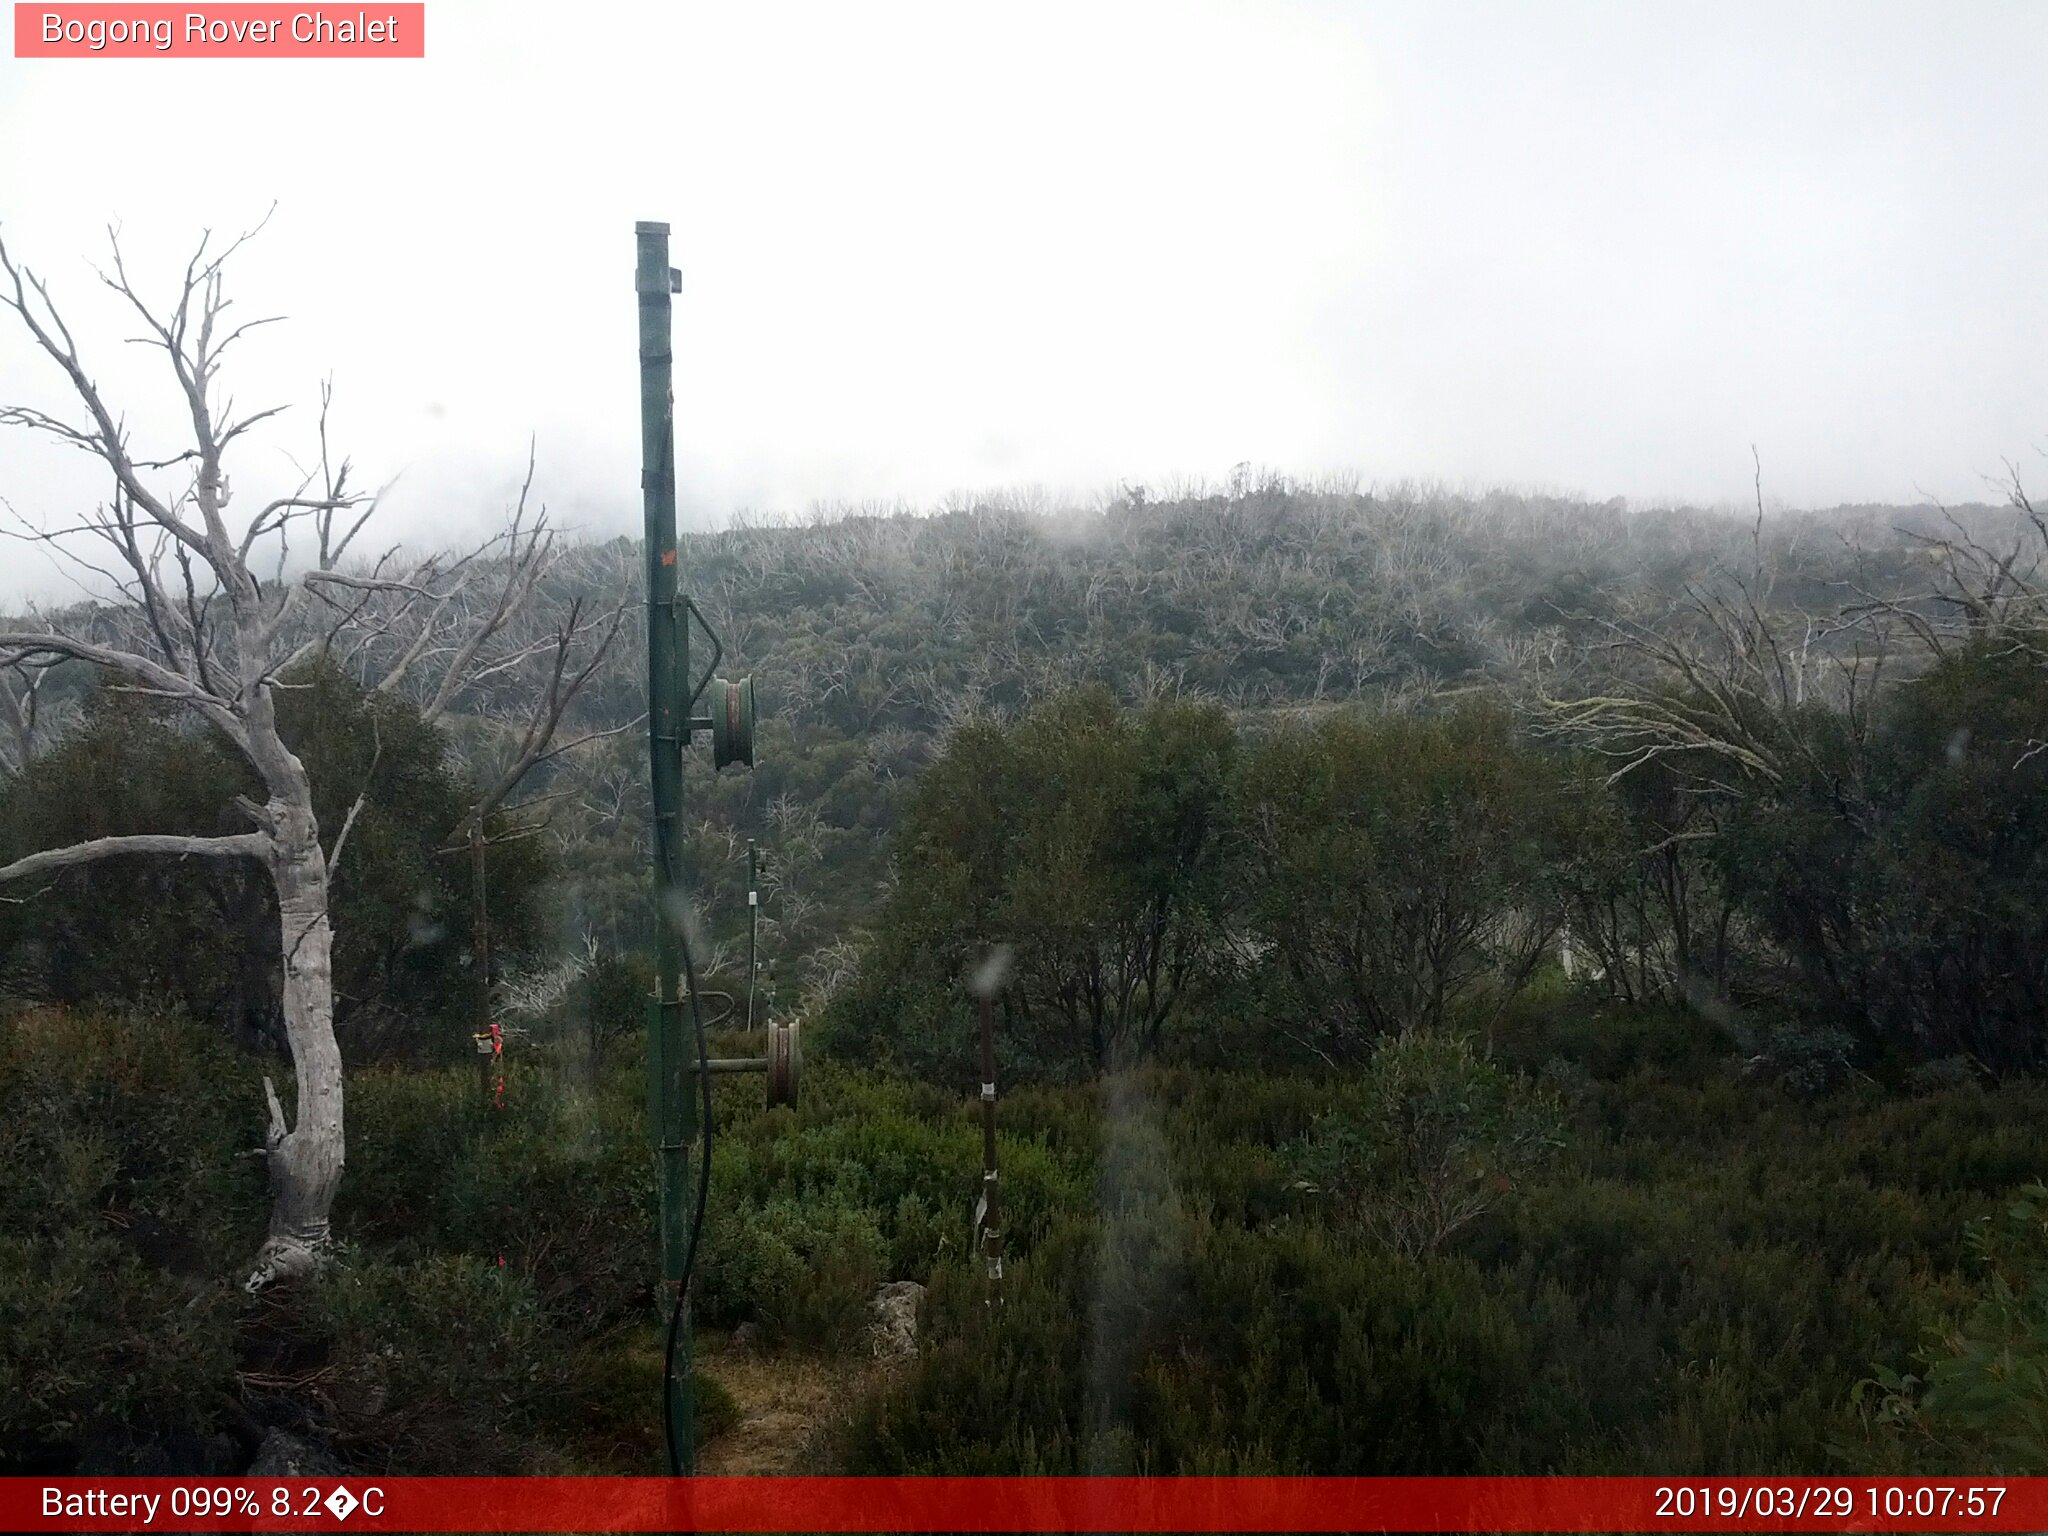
<box><xmin>0</xmin><ymin>830</ymin><xmax>268</xmax><ymax>885</ymax></box>
<box><xmin>0</xmin><ymin>228</ymin><xmax>211</xmax><ymax>561</ymax></box>
<box><xmin>303</xmin><ymin>568</ymin><xmax>440</xmax><ymax>598</ymax></box>
<box><xmin>261</xmin><ymin>1075</ymin><xmax>289</xmax><ymax>1152</ymax></box>
<box><xmin>419</xmin><ymin>445</ymin><xmax>551</xmax><ymax>721</ymax></box>
<box><xmin>325</xmin><ymin>714</ymin><xmax>381</xmax><ymax>879</ymax></box>
<box><xmin>0</xmin><ymin>627</ymin><xmax>246</xmax><ymax>748</ymax></box>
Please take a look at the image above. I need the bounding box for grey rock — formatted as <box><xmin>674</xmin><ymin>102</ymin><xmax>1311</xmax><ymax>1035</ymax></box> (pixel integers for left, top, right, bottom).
<box><xmin>868</xmin><ymin>1279</ymin><xmax>925</xmax><ymax>1361</ymax></box>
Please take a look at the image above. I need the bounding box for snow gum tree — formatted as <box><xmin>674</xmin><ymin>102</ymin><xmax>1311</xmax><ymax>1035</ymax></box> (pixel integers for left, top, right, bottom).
<box><xmin>0</xmin><ymin>220</ymin><xmax>609</xmax><ymax>1290</ymax></box>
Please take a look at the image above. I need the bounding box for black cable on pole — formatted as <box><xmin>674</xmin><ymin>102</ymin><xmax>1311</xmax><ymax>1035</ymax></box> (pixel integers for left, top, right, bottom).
<box><xmin>691</xmin><ymin>990</ymin><xmax>739</xmax><ymax>1031</ymax></box>
<box><xmin>662</xmin><ymin>916</ymin><xmax>714</xmax><ymax>1478</ymax></box>
<box><xmin>650</xmin><ymin>481</ymin><xmax>715</xmax><ymax>1476</ymax></box>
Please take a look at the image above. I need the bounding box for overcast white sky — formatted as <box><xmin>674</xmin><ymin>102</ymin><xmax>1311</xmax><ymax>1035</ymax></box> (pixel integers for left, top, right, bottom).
<box><xmin>2</xmin><ymin>1</ymin><xmax>2045</xmax><ymax>602</ymax></box>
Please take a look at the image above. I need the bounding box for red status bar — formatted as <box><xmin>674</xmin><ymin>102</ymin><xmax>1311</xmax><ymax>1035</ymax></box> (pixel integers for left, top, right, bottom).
<box><xmin>4</xmin><ymin>1476</ymin><xmax>2039</xmax><ymax>1532</ymax></box>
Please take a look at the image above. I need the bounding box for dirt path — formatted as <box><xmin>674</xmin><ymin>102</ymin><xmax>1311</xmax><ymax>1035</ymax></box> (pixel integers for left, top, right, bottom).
<box><xmin>695</xmin><ymin>1346</ymin><xmax>875</xmax><ymax>1475</ymax></box>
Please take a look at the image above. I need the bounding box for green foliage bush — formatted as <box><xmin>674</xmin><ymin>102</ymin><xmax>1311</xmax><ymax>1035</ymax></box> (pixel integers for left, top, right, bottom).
<box><xmin>1294</xmin><ymin>1029</ymin><xmax>1565</xmax><ymax>1256</ymax></box>
<box><xmin>579</xmin><ymin>942</ymin><xmax>653</xmax><ymax>1079</ymax></box>
<box><xmin>695</xmin><ymin>1060</ymin><xmax>1090</xmax><ymax>1343</ymax></box>
<box><xmin>345</xmin><ymin>1048</ymin><xmax>1085</xmax><ymax>1355</ymax></box>
<box><xmin>1856</xmin><ymin>1182</ymin><xmax>2048</xmax><ymax>1473</ymax></box>
<box><xmin>695</xmin><ymin>1196</ymin><xmax>885</xmax><ymax>1349</ymax></box>
<box><xmin>0</xmin><ymin>1007</ymin><xmax>253</xmax><ymax>1470</ymax></box>
<box><xmin>1605</xmin><ymin>642</ymin><xmax>2048</xmax><ymax>1076</ymax></box>
<box><xmin>834</xmin><ymin>1007</ymin><xmax>2048</xmax><ymax>1476</ymax></box>
<box><xmin>333</xmin><ymin>1065</ymin><xmax>484</xmax><ymax>1247</ymax></box>
<box><xmin>0</xmin><ymin>1222</ymin><xmax>238</xmax><ymax>1470</ymax></box>
<box><xmin>307</xmin><ymin>1249</ymin><xmax>572</xmax><ymax>1473</ymax></box>
<box><xmin>827</xmin><ymin>687</ymin><xmax>1238</xmax><ymax>1082</ymax></box>
<box><xmin>809</xmin><ymin>629</ymin><xmax>2048</xmax><ymax>1086</ymax></box>
<box><xmin>1238</xmin><ymin>703</ymin><xmax>1588</xmax><ymax>1052</ymax></box>
<box><xmin>0</xmin><ymin>663</ymin><xmax>550</xmax><ymax>1063</ymax></box>
<box><xmin>1497</xmin><ymin>999</ymin><xmax>1732</xmax><ymax>1086</ymax></box>
<box><xmin>17</xmin><ymin>986</ymin><xmax>2048</xmax><ymax>1479</ymax></box>
<box><xmin>833</xmin><ymin>690</ymin><xmax>1607</xmax><ymax>1085</ymax></box>
<box><xmin>437</xmin><ymin>1082</ymin><xmax>657</xmax><ymax>1333</ymax></box>
<box><xmin>840</xmin><ymin>1207</ymin><xmax>1558</xmax><ymax>1474</ymax></box>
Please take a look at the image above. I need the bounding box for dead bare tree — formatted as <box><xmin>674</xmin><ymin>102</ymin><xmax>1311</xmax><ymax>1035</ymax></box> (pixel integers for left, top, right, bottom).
<box><xmin>433</xmin><ymin>572</ymin><xmax>633</xmax><ymax>1076</ymax></box>
<box><xmin>0</xmin><ymin>655</ymin><xmax>66</xmax><ymax>773</ymax></box>
<box><xmin>1539</xmin><ymin>455</ymin><xmax>1883</xmax><ymax>801</ymax></box>
<box><xmin>0</xmin><ymin>220</ymin><xmax>584</xmax><ymax>1291</ymax></box>
<box><xmin>1839</xmin><ymin>470</ymin><xmax>2048</xmax><ymax>664</ymax></box>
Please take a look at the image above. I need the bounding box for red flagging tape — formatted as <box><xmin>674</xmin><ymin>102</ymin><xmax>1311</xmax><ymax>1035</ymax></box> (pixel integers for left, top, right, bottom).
<box><xmin>7</xmin><ymin>1477</ymin><xmax>2042</xmax><ymax>1533</ymax></box>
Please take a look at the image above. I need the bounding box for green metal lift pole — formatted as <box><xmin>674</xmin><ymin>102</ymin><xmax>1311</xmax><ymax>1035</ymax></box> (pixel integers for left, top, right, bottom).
<box><xmin>636</xmin><ymin>219</ymin><xmax>695</xmax><ymax>1472</ymax></box>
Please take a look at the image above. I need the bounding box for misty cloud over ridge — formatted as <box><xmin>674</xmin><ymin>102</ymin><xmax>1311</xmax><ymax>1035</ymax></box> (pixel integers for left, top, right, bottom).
<box><xmin>2</xmin><ymin>0</ymin><xmax>2044</xmax><ymax>605</ymax></box>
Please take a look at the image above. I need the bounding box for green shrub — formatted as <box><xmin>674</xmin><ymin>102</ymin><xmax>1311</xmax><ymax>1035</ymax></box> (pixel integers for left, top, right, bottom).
<box><xmin>1904</xmin><ymin>1056</ymin><xmax>1985</xmax><ymax>1097</ymax></box>
<box><xmin>1748</xmin><ymin>1021</ymin><xmax>1865</xmax><ymax>1100</ymax></box>
<box><xmin>1856</xmin><ymin>1181</ymin><xmax>2048</xmax><ymax>1473</ymax></box>
<box><xmin>336</xmin><ymin>1066</ymin><xmax>481</xmax><ymax>1249</ymax></box>
<box><xmin>696</xmin><ymin>1196</ymin><xmax>885</xmax><ymax>1348</ymax></box>
<box><xmin>0</xmin><ymin>1228</ymin><xmax>236</xmax><ymax>1469</ymax></box>
<box><xmin>0</xmin><ymin>1006</ymin><xmax>262</xmax><ymax>1241</ymax></box>
<box><xmin>578</xmin><ymin>944</ymin><xmax>653</xmax><ymax>1080</ymax></box>
<box><xmin>827</xmin><ymin>689</ymin><xmax>1239</xmax><ymax>1081</ymax></box>
<box><xmin>1237</xmin><ymin>703</ymin><xmax>1586</xmax><ymax>1053</ymax></box>
<box><xmin>836</xmin><ymin>1210</ymin><xmax>1544</xmax><ymax>1474</ymax></box>
<box><xmin>1293</xmin><ymin>1029</ymin><xmax>1566</xmax><ymax>1256</ymax></box>
<box><xmin>885</xmin><ymin>1193</ymin><xmax>957</xmax><ymax>1278</ymax></box>
<box><xmin>0</xmin><ymin>1008</ymin><xmax>251</xmax><ymax>1471</ymax></box>
<box><xmin>19</xmin><ymin>984</ymin><xmax>2048</xmax><ymax>1481</ymax></box>
<box><xmin>438</xmin><ymin>1083</ymin><xmax>656</xmax><ymax>1332</ymax></box>
<box><xmin>1497</xmin><ymin>1000</ymin><xmax>1733</xmax><ymax>1086</ymax></box>
<box><xmin>309</xmin><ymin>1249</ymin><xmax>573</xmax><ymax>1473</ymax></box>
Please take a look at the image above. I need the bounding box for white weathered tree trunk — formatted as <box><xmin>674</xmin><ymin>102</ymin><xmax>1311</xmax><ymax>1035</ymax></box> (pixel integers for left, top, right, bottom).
<box><xmin>246</xmin><ymin>793</ymin><xmax>345</xmax><ymax>1289</ymax></box>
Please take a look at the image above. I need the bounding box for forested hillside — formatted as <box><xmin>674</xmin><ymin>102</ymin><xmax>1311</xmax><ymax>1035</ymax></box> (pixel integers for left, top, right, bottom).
<box><xmin>460</xmin><ymin>481</ymin><xmax>2021</xmax><ymax>992</ymax></box>
<box><xmin>6</xmin><ymin>475</ymin><xmax>2048</xmax><ymax>1477</ymax></box>
<box><xmin>11</xmin><ymin>476</ymin><xmax>2021</xmax><ymax>1021</ymax></box>
<box><xmin>529</xmin><ymin>480</ymin><xmax>2037</xmax><ymax>1046</ymax></box>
